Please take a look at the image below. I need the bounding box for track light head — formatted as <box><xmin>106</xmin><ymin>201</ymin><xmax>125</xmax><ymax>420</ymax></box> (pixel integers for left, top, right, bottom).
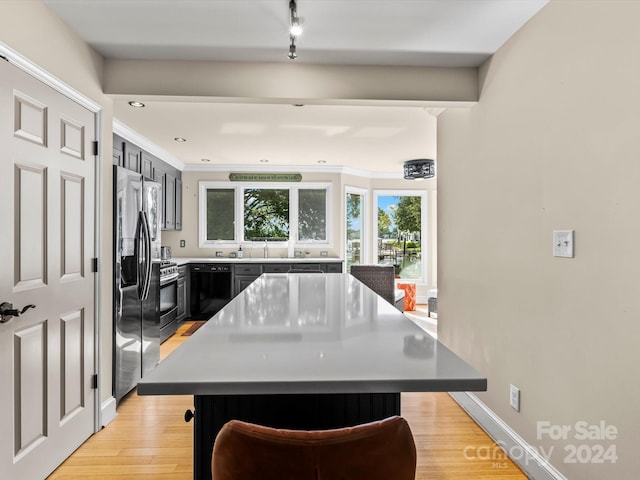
<box><xmin>288</xmin><ymin>40</ymin><xmax>297</xmax><ymax>60</ymax></box>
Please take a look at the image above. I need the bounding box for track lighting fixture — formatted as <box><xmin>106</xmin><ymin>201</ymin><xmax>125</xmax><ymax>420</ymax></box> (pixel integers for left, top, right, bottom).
<box><xmin>288</xmin><ymin>0</ymin><xmax>301</xmax><ymax>59</ymax></box>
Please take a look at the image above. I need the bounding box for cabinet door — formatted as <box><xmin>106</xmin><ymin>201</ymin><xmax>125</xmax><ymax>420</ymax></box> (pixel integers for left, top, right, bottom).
<box><xmin>324</xmin><ymin>263</ymin><xmax>342</xmax><ymax>273</ymax></box>
<box><xmin>154</xmin><ymin>168</ymin><xmax>166</xmax><ymax>229</ymax></box>
<box><xmin>177</xmin><ymin>277</ymin><xmax>186</xmax><ymax>322</ymax></box>
<box><xmin>263</xmin><ymin>264</ymin><xmax>291</xmax><ymax>273</ymax></box>
<box><xmin>164</xmin><ymin>172</ymin><xmax>175</xmax><ymax>230</ymax></box>
<box><xmin>124</xmin><ymin>142</ymin><xmax>141</xmax><ymax>173</ymax></box>
<box><xmin>113</xmin><ymin>139</ymin><xmax>124</xmax><ymax>167</ymax></box>
<box><xmin>234</xmin><ymin>276</ymin><xmax>259</xmax><ymax>296</ymax></box>
<box><xmin>141</xmin><ymin>151</ymin><xmax>154</xmax><ymax>180</ymax></box>
<box><xmin>175</xmin><ymin>178</ymin><xmax>182</xmax><ymax>230</ymax></box>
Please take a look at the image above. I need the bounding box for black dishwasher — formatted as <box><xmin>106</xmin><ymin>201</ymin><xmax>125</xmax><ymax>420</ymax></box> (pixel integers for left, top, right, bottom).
<box><xmin>190</xmin><ymin>264</ymin><xmax>233</xmax><ymax>320</ymax></box>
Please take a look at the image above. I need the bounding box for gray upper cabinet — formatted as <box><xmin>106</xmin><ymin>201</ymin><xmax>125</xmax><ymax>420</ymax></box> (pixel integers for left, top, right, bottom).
<box><xmin>124</xmin><ymin>142</ymin><xmax>141</xmax><ymax>173</ymax></box>
<box><xmin>113</xmin><ymin>134</ymin><xmax>182</xmax><ymax>231</ymax></box>
<box><xmin>113</xmin><ymin>136</ymin><xmax>124</xmax><ymax>167</ymax></box>
<box><xmin>175</xmin><ymin>178</ymin><xmax>182</xmax><ymax>230</ymax></box>
<box><xmin>164</xmin><ymin>172</ymin><xmax>176</xmax><ymax>230</ymax></box>
<box><xmin>141</xmin><ymin>151</ymin><xmax>154</xmax><ymax>180</ymax></box>
<box><xmin>153</xmin><ymin>167</ymin><xmax>166</xmax><ymax>228</ymax></box>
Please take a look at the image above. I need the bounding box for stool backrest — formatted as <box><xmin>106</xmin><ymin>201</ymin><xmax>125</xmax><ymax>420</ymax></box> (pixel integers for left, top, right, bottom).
<box><xmin>349</xmin><ymin>264</ymin><xmax>396</xmax><ymax>305</ymax></box>
<box><xmin>211</xmin><ymin>416</ymin><xmax>416</xmax><ymax>480</ymax></box>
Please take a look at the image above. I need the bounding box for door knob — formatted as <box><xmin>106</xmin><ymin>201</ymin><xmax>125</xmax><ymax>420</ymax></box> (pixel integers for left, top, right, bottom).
<box><xmin>0</xmin><ymin>302</ymin><xmax>36</xmax><ymax>323</ymax></box>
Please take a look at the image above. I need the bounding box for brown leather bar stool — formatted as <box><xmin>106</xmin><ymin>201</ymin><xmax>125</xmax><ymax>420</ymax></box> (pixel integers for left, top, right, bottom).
<box><xmin>211</xmin><ymin>416</ymin><xmax>416</xmax><ymax>480</ymax></box>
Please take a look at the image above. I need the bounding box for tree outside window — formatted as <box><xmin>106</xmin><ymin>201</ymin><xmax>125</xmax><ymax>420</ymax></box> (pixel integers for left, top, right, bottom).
<box><xmin>376</xmin><ymin>194</ymin><xmax>423</xmax><ymax>280</ymax></box>
<box><xmin>298</xmin><ymin>189</ymin><xmax>326</xmax><ymax>241</ymax></box>
<box><xmin>243</xmin><ymin>188</ymin><xmax>289</xmax><ymax>240</ymax></box>
<box><xmin>346</xmin><ymin>192</ymin><xmax>363</xmax><ymax>270</ymax></box>
<box><xmin>200</xmin><ymin>182</ymin><xmax>331</xmax><ymax>247</ymax></box>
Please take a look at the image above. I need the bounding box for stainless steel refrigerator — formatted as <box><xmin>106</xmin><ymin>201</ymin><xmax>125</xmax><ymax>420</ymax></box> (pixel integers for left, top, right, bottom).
<box><xmin>113</xmin><ymin>165</ymin><xmax>162</xmax><ymax>403</ymax></box>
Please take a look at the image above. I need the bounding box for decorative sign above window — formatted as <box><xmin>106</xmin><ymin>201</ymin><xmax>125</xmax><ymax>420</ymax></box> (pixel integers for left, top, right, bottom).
<box><xmin>229</xmin><ymin>173</ymin><xmax>302</xmax><ymax>182</ymax></box>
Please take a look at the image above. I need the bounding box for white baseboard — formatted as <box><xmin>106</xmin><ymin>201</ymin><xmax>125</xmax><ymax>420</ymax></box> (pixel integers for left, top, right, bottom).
<box><xmin>449</xmin><ymin>392</ymin><xmax>567</xmax><ymax>480</ymax></box>
<box><xmin>100</xmin><ymin>396</ymin><xmax>118</xmax><ymax>427</ymax></box>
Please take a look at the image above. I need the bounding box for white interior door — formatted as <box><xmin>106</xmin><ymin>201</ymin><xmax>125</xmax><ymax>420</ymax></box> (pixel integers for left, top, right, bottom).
<box><xmin>0</xmin><ymin>59</ymin><xmax>96</xmax><ymax>479</ymax></box>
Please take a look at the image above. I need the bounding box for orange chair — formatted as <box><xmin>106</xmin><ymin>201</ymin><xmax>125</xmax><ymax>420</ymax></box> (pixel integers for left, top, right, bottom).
<box><xmin>211</xmin><ymin>416</ymin><xmax>417</xmax><ymax>480</ymax></box>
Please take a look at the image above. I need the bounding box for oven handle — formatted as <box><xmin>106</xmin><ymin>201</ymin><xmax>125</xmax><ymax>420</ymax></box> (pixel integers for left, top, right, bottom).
<box><xmin>160</xmin><ymin>272</ymin><xmax>179</xmax><ymax>285</ymax></box>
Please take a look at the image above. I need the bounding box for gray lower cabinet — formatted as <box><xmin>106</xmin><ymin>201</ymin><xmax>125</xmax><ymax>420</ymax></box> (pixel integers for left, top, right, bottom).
<box><xmin>324</xmin><ymin>263</ymin><xmax>342</xmax><ymax>273</ymax></box>
<box><xmin>177</xmin><ymin>265</ymin><xmax>188</xmax><ymax>323</ymax></box>
<box><xmin>263</xmin><ymin>264</ymin><xmax>291</xmax><ymax>273</ymax></box>
<box><xmin>233</xmin><ymin>264</ymin><xmax>262</xmax><ymax>296</ymax></box>
<box><xmin>184</xmin><ymin>262</ymin><xmax>342</xmax><ymax>308</ymax></box>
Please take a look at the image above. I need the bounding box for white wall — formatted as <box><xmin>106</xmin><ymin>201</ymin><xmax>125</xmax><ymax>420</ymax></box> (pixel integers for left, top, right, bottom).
<box><xmin>0</xmin><ymin>1</ymin><xmax>114</xmax><ymax>405</ymax></box>
<box><xmin>438</xmin><ymin>1</ymin><xmax>640</xmax><ymax>477</ymax></box>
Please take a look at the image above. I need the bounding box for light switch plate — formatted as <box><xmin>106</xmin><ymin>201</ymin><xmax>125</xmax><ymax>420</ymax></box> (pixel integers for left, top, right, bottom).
<box><xmin>553</xmin><ymin>230</ymin><xmax>574</xmax><ymax>258</ymax></box>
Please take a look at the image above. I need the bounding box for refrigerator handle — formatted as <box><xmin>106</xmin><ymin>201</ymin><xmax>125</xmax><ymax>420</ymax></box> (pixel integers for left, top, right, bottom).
<box><xmin>135</xmin><ymin>211</ymin><xmax>144</xmax><ymax>300</ymax></box>
<box><xmin>140</xmin><ymin>211</ymin><xmax>152</xmax><ymax>301</ymax></box>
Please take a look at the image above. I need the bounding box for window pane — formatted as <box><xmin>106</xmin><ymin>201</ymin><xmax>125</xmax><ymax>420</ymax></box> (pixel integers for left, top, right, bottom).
<box><xmin>207</xmin><ymin>189</ymin><xmax>235</xmax><ymax>241</ymax></box>
<box><xmin>244</xmin><ymin>188</ymin><xmax>289</xmax><ymax>240</ymax></box>
<box><xmin>377</xmin><ymin>195</ymin><xmax>422</xmax><ymax>280</ymax></box>
<box><xmin>298</xmin><ymin>189</ymin><xmax>326</xmax><ymax>241</ymax></box>
<box><xmin>346</xmin><ymin>192</ymin><xmax>363</xmax><ymax>271</ymax></box>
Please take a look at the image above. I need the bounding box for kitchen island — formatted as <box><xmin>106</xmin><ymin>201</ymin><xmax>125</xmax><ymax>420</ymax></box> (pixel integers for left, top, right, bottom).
<box><xmin>138</xmin><ymin>273</ymin><xmax>486</xmax><ymax>480</ymax></box>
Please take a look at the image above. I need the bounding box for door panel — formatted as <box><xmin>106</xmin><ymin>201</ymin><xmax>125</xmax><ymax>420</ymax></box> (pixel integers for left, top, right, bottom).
<box><xmin>13</xmin><ymin>92</ymin><xmax>47</xmax><ymax>146</ymax></box>
<box><xmin>60</xmin><ymin>115</ymin><xmax>84</xmax><ymax>160</ymax></box>
<box><xmin>0</xmin><ymin>59</ymin><xmax>96</xmax><ymax>479</ymax></box>
<box><xmin>61</xmin><ymin>308</ymin><xmax>85</xmax><ymax>422</ymax></box>
<box><xmin>61</xmin><ymin>173</ymin><xmax>85</xmax><ymax>281</ymax></box>
<box><xmin>15</xmin><ymin>163</ymin><xmax>47</xmax><ymax>290</ymax></box>
<box><xmin>14</xmin><ymin>321</ymin><xmax>48</xmax><ymax>457</ymax></box>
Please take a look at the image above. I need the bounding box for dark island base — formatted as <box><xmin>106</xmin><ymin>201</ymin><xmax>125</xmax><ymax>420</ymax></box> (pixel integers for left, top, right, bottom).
<box><xmin>193</xmin><ymin>392</ymin><xmax>401</xmax><ymax>480</ymax></box>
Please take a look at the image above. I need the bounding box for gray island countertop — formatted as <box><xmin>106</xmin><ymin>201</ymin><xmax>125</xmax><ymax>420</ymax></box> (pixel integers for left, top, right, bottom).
<box><xmin>138</xmin><ymin>273</ymin><xmax>486</xmax><ymax>396</ymax></box>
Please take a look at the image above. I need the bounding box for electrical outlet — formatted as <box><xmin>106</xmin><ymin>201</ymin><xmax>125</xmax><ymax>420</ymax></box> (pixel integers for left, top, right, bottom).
<box><xmin>553</xmin><ymin>230</ymin><xmax>574</xmax><ymax>257</ymax></box>
<box><xmin>215</xmin><ymin>251</ymin><xmax>223</xmax><ymax>257</ymax></box>
<box><xmin>180</xmin><ymin>240</ymin><xmax>186</xmax><ymax>248</ymax></box>
<box><xmin>320</xmin><ymin>251</ymin><xmax>328</xmax><ymax>257</ymax></box>
<box><xmin>510</xmin><ymin>384</ymin><xmax>520</xmax><ymax>412</ymax></box>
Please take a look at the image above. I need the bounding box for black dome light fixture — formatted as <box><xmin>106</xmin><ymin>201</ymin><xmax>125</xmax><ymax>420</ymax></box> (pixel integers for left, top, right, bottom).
<box><xmin>403</xmin><ymin>159</ymin><xmax>435</xmax><ymax>181</ymax></box>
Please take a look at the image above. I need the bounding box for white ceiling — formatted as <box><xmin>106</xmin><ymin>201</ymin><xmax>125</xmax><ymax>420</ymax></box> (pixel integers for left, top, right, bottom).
<box><xmin>44</xmin><ymin>0</ymin><xmax>549</xmax><ymax>172</ymax></box>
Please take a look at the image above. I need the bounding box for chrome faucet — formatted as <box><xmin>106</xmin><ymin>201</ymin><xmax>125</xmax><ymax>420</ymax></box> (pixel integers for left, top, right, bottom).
<box><xmin>263</xmin><ymin>239</ymin><xmax>268</xmax><ymax>258</ymax></box>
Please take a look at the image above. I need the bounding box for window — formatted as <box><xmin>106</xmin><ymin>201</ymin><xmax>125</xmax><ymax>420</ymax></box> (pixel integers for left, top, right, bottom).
<box><xmin>199</xmin><ymin>182</ymin><xmax>331</xmax><ymax>247</ymax></box>
<box><xmin>345</xmin><ymin>187</ymin><xmax>367</xmax><ymax>272</ymax></box>
<box><xmin>298</xmin><ymin>188</ymin><xmax>327</xmax><ymax>241</ymax></box>
<box><xmin>244</xmin><ymin>188</ymin><xmax>289</xmax><ymax>240</ymax></box>
<box><xmin>206</xmin><ymin>188</ymin><xmax>234</xmax><ymax>241</ymax></box>
<box><xmin>373</xmin><ymin>191</ymin><xmax>427</xmax><ymax>282</ymax></box>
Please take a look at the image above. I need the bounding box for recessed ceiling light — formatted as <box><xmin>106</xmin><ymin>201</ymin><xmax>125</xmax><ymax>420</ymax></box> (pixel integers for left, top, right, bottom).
<box><xmin>128</xmin><ymin>101</ymin><xmax>145</xmax><ymax>108</ymax></box>
<box><xmin>317</xmin><ymin>160</ymin><xmax>326</xmax><ymax>164</ymax></box>
<box><xmin>259</xmin><ymin>159</ymin><xmax>269</xmax><ymax>163</ymax></box>
<box><xmin>174</xmin><ymin>137</ymin><xmax>187</xmax><ymax>143</ymax></box>
<box><xmin>201</xmin><ymin>158</ymin><xmax>211</xmax><ymax>163</ymax></box>
<box><xmin>293</xmin><ymin>104</ymin><xmax>305</xmax><ymax>107</ymax></box>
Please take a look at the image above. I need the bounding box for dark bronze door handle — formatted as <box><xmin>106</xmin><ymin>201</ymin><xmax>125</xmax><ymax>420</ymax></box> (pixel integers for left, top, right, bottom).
<box><xmin>0</xmin><ymin>302</ymin><xmax>36</xmax><ymax>323</ymax></box>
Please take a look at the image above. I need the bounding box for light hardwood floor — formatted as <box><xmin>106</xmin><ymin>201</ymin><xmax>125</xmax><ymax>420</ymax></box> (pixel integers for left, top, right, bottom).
<box><xmin>48</xmin><ymin>321</ymin><xmax>525</xmax><ymax>480</ymax></box>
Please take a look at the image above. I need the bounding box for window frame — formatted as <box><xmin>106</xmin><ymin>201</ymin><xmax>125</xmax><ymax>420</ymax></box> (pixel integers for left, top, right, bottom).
<box><xmin>199</xmin><ymin>181</ymin><xmax>332</xmax><ymax>248</ymax></box>
<box><xmin>344</xmin><ymin>186</ymin><xmax>368</xmax><ymax>271</ymax></box>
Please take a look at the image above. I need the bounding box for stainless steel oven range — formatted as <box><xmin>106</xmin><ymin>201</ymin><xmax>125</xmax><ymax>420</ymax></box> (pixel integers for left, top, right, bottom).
<box><xmin>159</xmin><ymin>262</ymin><xmax>179</xmax><ymax>342</ymax></box>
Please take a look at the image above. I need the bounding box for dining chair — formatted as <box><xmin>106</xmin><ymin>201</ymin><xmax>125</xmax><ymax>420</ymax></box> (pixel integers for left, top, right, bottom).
<box><xmin>211</xmin><ymin>416</ymin><xmax>416</xmax><ymax>480</ymax></box>
<box><xmin>349</xmin><ymin>264</ymin><xmax>404</xmax><ymax>310</ymax></box>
